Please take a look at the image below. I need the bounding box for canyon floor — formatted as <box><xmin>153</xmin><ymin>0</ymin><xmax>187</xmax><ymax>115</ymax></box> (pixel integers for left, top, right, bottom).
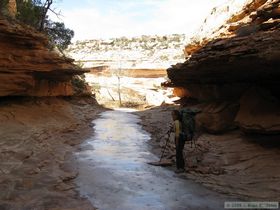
<box><xmin>137</xmin><ymin>105</ymin><xmax>280</xmax><ymax>201</ymax></box>
<box><xmin>0</xmin><ymin>97</ymin><xmax>105</xmax><ymax>210</ymax></box>
<box><xmin>75</xmin><ymin>109</ymin><xmax>232</xmax><ymax>210</ymax></box>
<box><xmin>0</xmin><ymin>98</ymin><xmax>279</xmax><ymax>210</ymax></box>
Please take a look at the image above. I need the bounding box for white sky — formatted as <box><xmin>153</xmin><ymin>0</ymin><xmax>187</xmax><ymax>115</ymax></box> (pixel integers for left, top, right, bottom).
<box><xmin>50</xmin><ymin>0</ymin><xmax>238</xmax><ymax>41</ymax></box>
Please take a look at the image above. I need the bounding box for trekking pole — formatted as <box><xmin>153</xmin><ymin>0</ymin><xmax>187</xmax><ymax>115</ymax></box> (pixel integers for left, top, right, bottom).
<box><xmin>159</xmin><ymin>128</ymin><xmax>171</xmax><ymax>161</ymax></box>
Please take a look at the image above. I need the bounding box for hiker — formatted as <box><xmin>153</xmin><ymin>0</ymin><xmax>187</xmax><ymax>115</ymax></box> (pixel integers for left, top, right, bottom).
<box><xmin>171</xmin><ymin>110</ymin><xmax>186</xmax><ymax>173</ymax></box>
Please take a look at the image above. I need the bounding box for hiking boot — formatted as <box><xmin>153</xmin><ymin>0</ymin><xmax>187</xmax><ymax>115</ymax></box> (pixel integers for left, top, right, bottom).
<box><xmin>175</xmin><ymin>168</ymin><xmax>185</xmax><ymax>174</ymax></box>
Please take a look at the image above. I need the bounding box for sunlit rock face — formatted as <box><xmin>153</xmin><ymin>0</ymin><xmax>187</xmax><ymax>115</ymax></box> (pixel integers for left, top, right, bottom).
<box><xmin>190</xmin><ymin>0</ymin><xmax>251</xmax><ymax>44</ymax></box>
<box><xmin>7</xmin><ymin>0</ymin><xmax>17</xmax><ymax>18</ymax></box>
<box><xmin>167</xmin><ymin>0</ymin><xmax>280</xmax><ymax>134</ymax></box>
<box><xmin>0</xmin><ymin>16</ymin><xmax>86</xmax><ymax>96</ymax></box>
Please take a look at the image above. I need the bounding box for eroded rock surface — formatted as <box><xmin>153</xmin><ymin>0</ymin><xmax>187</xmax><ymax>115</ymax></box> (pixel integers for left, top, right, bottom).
<box><xmin>195</xmin><ymin>102</ymin><xmax>239</xmax><ymax>133</ymax></box>
<box><xmin>0</xmin><ymin>97</ymin><xmax>103</xmax><ymax>210</ymax></box>
<box><xmin>166</xmin><ymin>0</ymin><xmax>280</xmax><ymax>134</ymax></box>
<box><xmin>235</xmin><ymin>88</ymin><xmax>280</xmax><ymax>134</ymax></box>
<box><xmin>0</xmin><ymin>15</ymin><xmax>87</xmax><ymax>97</ymax></box>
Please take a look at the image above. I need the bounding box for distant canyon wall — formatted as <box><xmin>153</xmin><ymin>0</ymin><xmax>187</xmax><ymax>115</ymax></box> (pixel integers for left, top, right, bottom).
<box><xmin>166</xmin><ymin>0</ymin><xmax>280</xmax><ymax>134</ymax></box>
<box><xmin>65</xmin><ymin>34</ymin><xmax>187</xmax><ymax>70</ymax></box>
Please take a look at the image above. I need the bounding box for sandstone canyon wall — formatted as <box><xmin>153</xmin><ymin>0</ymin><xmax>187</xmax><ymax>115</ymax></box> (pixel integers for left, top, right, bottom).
<box><xmin>0</xmin><ymin>15</ymin><xmax>87</xmax><ymax>97</ymax></box>
<box><xmin>0</xmin><ymin>12</ymin><xmax>98</xmax><ymax>209</ymax></box>
<box><xmin>166</xmin><ymin>0</ymin><xmax>280</xmax><ymax>134</ymax></box>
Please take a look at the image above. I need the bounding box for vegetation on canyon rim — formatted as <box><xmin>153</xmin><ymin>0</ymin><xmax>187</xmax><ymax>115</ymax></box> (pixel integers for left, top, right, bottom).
<box><xmin>1</xmin><ymin>0</ymin><xmax>74</xmax><ymax>52</ymax></box>
<box><xmin>0</xmin><ymin>0</ymin><xmax>90</xmax><ymax>95</ymax></box>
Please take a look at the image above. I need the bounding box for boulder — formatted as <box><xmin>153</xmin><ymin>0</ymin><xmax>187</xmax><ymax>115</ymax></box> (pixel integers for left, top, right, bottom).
<box><xmin>235</xmin><ymin>88</ymin><xmax>280</xmax><ymax>134</ymax></box>
<box><xmin>196</xmin><ymin>102</ymin><xmax>239</xmax><ymax>133</ymax></box>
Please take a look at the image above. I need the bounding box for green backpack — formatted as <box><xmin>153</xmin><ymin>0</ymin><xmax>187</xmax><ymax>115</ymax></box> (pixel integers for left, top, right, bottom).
<box><xmin>179</xmin><ymin>108</ymin><xmax>200</xmax><ymax>141</ymax></box>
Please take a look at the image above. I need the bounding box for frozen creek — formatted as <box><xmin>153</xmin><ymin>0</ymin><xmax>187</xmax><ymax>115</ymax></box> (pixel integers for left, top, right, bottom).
<box><xmin>75</xmin><ymin>109</ymin><xmax>229</xmax><ymax>210</ymax></box>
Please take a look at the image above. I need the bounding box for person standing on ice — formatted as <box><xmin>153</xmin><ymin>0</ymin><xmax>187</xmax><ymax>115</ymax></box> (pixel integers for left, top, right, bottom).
<box><xmin>171</xmin><ymin>110</ymin><xmax>186</xmax><ymax>173</ymax></box>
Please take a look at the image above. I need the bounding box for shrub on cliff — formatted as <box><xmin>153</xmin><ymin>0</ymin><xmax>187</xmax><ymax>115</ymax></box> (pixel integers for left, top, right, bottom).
<box><xmin>45</xmin><ymin>21</ymin><xmax>74</xmax><ymax>52</ymax></box>
<box><xmin>71</xmin><ymin>75</ymin><xmax>91</xmax><ymax>96</ymax></box>
<box><xmin>16</xmin><ymin>0</ymin><xmax>41</xmax><ymax>28</ymax></box>
<box><xmin>0</xmin><ymin>0</ymin><xmax>9</xmax><ymax>15</ymax></box>
<box><xmin>15</xmin><ymin>0</ymin><xmax>74</xmax><ymax>52</ymax></box>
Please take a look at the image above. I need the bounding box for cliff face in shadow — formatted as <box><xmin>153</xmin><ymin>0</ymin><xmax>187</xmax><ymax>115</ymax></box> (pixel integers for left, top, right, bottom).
<box><xmin>166</xmin><ymin>0</ymin><xmax>280</xmax><ymax>134</ymax></box>
<box><xmin>0</xmin><ymin>15</ymin><xmax>87</xmax><ymax>96</ymax></box>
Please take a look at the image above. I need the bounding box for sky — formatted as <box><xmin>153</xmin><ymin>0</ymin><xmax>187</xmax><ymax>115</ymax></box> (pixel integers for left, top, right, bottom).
<box><xmin>50</xmin><ymin>0</ymin><xmax>232</xmax><ymax>41</ymax></box>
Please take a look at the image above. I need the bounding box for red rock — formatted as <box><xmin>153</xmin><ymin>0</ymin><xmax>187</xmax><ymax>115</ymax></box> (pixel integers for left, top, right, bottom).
<box><xmin>0</xmin><ymin>16</ymin><xmax>87</xmax><ymax>96</ymax></box>
<box><xmin>235</xmin><ymin>88</ymin><xmax>280</xmax><ymax>134</ymax></box>
<box><xmin>196</xmin><ymin>102</ymin><xmax>239</xmax><ymax>133</ymax></box>
<box><xmin>166</xmin><ymin>0</ymin><xmax>280</xmax><ymax>133</ymax></box>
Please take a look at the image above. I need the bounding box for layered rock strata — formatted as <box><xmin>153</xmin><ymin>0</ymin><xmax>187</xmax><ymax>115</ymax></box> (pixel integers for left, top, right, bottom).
<box><xmin>0</xmin><ymin>16</ymin><xmax>87</xmax><ymax>96</ymax></box>
<box><xmin>166</xmin><ymin>0</ymin><xmax>280</xmax><ymax>134</ymax></box>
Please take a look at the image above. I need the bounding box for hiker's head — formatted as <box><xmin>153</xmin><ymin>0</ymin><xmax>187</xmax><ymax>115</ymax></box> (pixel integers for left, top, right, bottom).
<box><xmin>171</xmin><ymin>110</ymin><xmax>180</xmax><ymax>121</ymax></box>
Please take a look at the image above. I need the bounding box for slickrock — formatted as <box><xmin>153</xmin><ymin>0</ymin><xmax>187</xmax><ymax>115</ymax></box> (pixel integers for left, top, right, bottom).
<box><xmin>0</xmin><ymin>97</ymin><xmax>102</xmax><ymax>210</ymax></box>
<box><xmin>0</xmin><ymin>15</ymin><xmax>87</xmax><ymax>96</ymax></box>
